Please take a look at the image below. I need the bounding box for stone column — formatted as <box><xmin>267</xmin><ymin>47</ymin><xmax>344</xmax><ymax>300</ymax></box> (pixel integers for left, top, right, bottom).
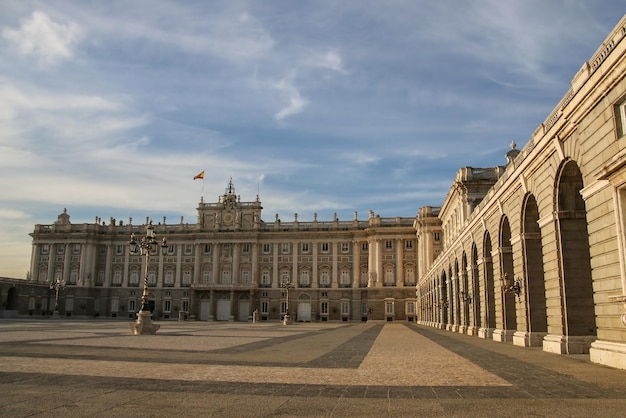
<box><xmin>396</xmin><ymin>238</ymin><xmax>404</xmax><ymax>287</ymax></box>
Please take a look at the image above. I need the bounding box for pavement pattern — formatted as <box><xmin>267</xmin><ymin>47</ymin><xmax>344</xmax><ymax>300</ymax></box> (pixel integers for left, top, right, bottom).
<box><xmin>1</xmin><ymin>320</ymin><xmax>626</xmax><ymax>417</ymax></box>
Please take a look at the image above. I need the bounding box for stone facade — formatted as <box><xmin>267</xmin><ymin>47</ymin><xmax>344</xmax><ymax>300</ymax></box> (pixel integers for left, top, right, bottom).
<box><xmin>415</xmin><ymin>15</ymin><xmax>626</xmax><ymax>370</ymax></box>
<box><xmin>22</xmin><ymin>179</ymin><xmax>418</xmax><ymax>323</ymax></box>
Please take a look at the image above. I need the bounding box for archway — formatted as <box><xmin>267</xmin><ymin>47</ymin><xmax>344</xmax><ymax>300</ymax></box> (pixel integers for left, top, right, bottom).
<box><xmin>521</xmin><ymin>194</ymin><xmax>548</xmax><ymax>346</ymax></box>
<box><xmin>480</xmin><ymin>232</ymin><xmax>496</xmax><ymax>339</ymax></box>
<box><xmin>550</xmin><ymin>160</ymin><xmax>596</xmax><ymax>354</ymax></box>
<box><xmin>471</xmin><ymin>244</ymin><xmax>482</xmax><ymax>332</ymax></box>
<box><xmin>497</xmin><ymin>216</ymin><xmax>517</xmax><ymax>342</ymax></box>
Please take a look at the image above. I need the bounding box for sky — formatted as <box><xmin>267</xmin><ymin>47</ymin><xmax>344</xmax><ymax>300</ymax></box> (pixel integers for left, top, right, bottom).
<box><xmin>0</xmin><ymin>1</ymin><xmax>624</xmax><ymax>279</ymax></box>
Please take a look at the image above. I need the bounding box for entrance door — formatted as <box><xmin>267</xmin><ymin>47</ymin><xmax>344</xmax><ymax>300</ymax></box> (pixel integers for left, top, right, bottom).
<box><xmin>199</xmin><ymin>300</ymin><xmax>210</xmax><ymax>321</ymax></box>
<box><xmin>216</xmin><ymin>299</ymin><xmax>230</xmax><ymax>321</ymax></box>
<box><xmin>297</xmin><ymin>302</ymin><xmax>311</xmax><ymax>322</ymax></box>
<box><xmin>238</xmin><ymin>301</ymin><xmax>250</xmax><ymax>322</ymax></box>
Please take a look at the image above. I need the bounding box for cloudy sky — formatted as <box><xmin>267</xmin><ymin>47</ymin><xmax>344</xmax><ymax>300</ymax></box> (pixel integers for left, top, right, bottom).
<box><xmin>0</xmin><ymin>1</ymin><xmax>623</xmax><ymax>278</ymax></box>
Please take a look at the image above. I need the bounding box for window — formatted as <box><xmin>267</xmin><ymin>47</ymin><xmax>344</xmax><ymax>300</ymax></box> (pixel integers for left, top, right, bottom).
<box><xmin>202</xmin><ymin>271</ymin><xmax>212</xmax><ymax>284</ymax></box>
<box><xmin>321</xmin><ymin>302</ymin><xmax>328</xmax><ymax>315</ymax></box>
<box><xmin>129</xmin><ymin>270</ymin><xmax>139</xmax><ymax>286</ymax></box>
<box><xmin>341</xmin><ymin>301</ymin><xmax>350</xmax><ymax>315</ymax></box>
<box><xmin>221</xmin><ymin>270</ymin><xmax>231</xmax><ymax>284</ymax></box>
<box><xmin>320</xmin><ymin>270</ymin><xmax>330</xmax><ymax>287</ymax></box>
<box><xmin>384</xmin><ymin>268</ymin><xmax>394</xmax><ymax>286</ymax></box>
<box><xmin>385</xmin><ymin>240</ymin><xmax>393</xmax><ymax>249</ymax></box>
<box><xmin>340</xmin><ymin>270</ymin><xmax>350</xmax><ymax>286</ymax></box>
<box><xmin>341</xmin><ymin>242</ymin><xmax>349</xmax><ymax>253</ymax></box>
<box><xmin>241</xmin><ymin>270</ymin><xmax>250</xmax><ymax>284</ymax></box>
<box><xmin>616</xmin><ymin>98</ymin><xmax>626</xmax><ymax>138</ymax></box>
<box><xmin>182</xmin><ymin>300</ymin><xmax>190</xmax><ymax>312</ymax></box>
<box><xmin>164</xmin><ymin>270</ymin><xmax>174</xmax><ymax>286</ymax></box>
<box><xmin>385</xmin><ymin>301</ymin><xmax>394</xmax><ymax>315</ymax></box>
<box><xmin>112</xmin><ymin>270</ymin><xmax>122</xmax><ymax>286</ymax></box>
<box><xmin>69</xmin><ymin>268</ymin><xmax>78</xmax><ymax>284</ymax></box>
<box><xmin>281</xmin><ymin>302</ymin><xmax>287</xmax><ymax>315</ymax></box>
<box><xmin>242</xmin><ymin>243</ymin><xmax>250</xmax><ymax>253</ymax></box>
<box><xmin>361</xmin><ymin>242</ymin><xmax>368</xmax><ymax>251</ymax></box>
<box><xmin>261</xmin><ymin>301</ymin><xmax>269</xmax><ymax>314</ymax></box>
<box><xmin>41</xmin><ymin>244</ymin><xmax>49</xmax><ymax>255</ymax></box>
<box><xmin>299</xmin><ymin>270</ymin><xmax>310</xmax><ymax>287</ymax></box>
<box><xmin>321</xmin><ymin>292</ymin><xmax>328</xmax><ymax>298</ymax></box>
<box><xmin>148</xmin><ymin>271</ymin><xmax>157</xmax><ymax>286</ymax></box>
<box><xmin>72</xmin><ymin>244</ymin><xmax>81</xmax><ymax>254</ymax></box>
<box><xmin>28</xmin><ymin>297</ymin><xmax>36</xmax><ymax>310</ymax></box>
<box><xmin>405</xmin><ymin>240</ymin><xmax>413</xmax><ymax>249</ymax></box>
<box><xmin>434</xmin><ymin>232</ymin><xmax>441</xmax><ymax>242</ymax></box>
<box><xmin>280</xmin><ymin>270</ymin><xmax>290</xmax><ymax>284</ymax></box>
<box><xmin>204</xmin><ymin>244</ymin><xmax>212</xmax><ymax>254</ymax></box>
<box><xmin>301</xmin><ymin>243</ymin><xmax>309</xmax><ymax>253</ymax></box>
<box><xmin>405</xmin><ymin>267</ymin><xmax>415</xmax><ymax>285</ymax></box>
<box><xmin>282</xmin><ymin>243</ymin><xmax>290</xmax><ymax>253</ymax></box>
<box><xmin>164</xmin><ymin>300</ymin><xmax>171</xmax><ymax>313</ymax></box>
<box><xmin>167</xmin><ymin>245</ymin><xmax>176</xmax><ymax>255</ymax></box>
<box><xmin>182</xmin><ymin>270</ymin><xmax>192</xmax><ymax>286</ymax></box>
<box><xmin>407</xmin><ymin>302</ymin><xmax>415</xmax><ymax>314</ymax></box>
<box><xmin>129</xmin><ymin>299</ymin><xmax>136</xmax><ymax>312</ymax></box>
<box><xmin>321</xmin><ymin>243</ymin><xmax>329</xmax><ymax>252</ymax></box>
<box><xmin>110</xmin><ymin>298</ymin><xmax>119</xmax><ymax>313</ymax></box>
<box><xmin>261</xmin><ymin>270</ymin><xmax>270</xmax><ymax>286</ymax></box>
<box><xmin>96</xmin><ymin>270</ymin><xmax>105</xmax><ymax>285</ymax></box>
<box><xmin>361</xmin><ymin>270</ymin><xmax>368</xmax><ymax>286</ymax></box>
<box><xmin>184</xmin><ymin>244</ymin><xmax>193</xmax><ymax>255</ymax></box>
<box><xmin>57</xmin><ymin>245</ymin><xmax>65</xmax><ymax>255</ymax></box>
<box><xmin>116</xmin><ymin>245</ymin><xmax>124</xmax><ymax>255</ymax></box>
<box><xmin>263</xmin><ymin>244</ymin><xmax>271</xmax><ymax>253</ymax></box>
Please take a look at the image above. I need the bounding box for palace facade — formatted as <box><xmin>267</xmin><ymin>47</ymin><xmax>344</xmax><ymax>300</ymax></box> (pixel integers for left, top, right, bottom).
<box><xmin>23</xmin><ymin>179</ymin><xmax>418</xmax><ymax>322</ymax></box>
<box><xmin>414</xmin><ymin>15</ymin><xmax>626</xmax><ymax>370</ymax></box>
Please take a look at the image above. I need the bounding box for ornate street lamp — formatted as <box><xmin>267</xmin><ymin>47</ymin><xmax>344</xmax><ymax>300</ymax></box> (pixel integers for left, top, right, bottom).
<box><xmin>280</xmin><ymin>280</ymin><xmax>295</xmax><ymax>325</ymax></box>
<box><xmin>49</xmin><ymin>274</ymin><xmax>66</xmax><ymax>319</ymax></box>
<box><xmin>128</xmin><ymin>220</ymin><xmax>168</xmax><ymax>335</ymax></box>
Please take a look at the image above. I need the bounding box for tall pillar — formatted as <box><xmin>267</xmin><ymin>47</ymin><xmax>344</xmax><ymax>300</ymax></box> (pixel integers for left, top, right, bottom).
<box><xmin>396</xmin><ymin>238</ymin><xmax>404</xmax><ymax>286</ymax></box>
<box><xmin>175</xmin><ymin>244</ymin><xmax>183</xmax><ymax>287</ymax></box>
<box><xmin>331</xmin><ymin>242</ymin><xmax>338</xmax><ymax>287</ymax></box>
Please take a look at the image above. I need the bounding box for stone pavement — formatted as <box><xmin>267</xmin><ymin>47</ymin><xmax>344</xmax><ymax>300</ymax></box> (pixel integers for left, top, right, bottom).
<box><xmin>1</xmin><ymin>320</ymin><xmax>626</xmax><ymax>417</ymax></box>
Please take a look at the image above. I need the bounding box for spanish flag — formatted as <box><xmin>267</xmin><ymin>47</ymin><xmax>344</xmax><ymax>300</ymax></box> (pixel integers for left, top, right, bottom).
<box><xmin>193</xmin><ymin>170</ymin><xmax>204</xmax><ymax>180</ymax></box>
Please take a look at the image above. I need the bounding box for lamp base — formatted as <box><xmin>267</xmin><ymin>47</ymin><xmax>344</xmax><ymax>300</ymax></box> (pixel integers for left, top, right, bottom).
<box><xmin>129</xmin><ymin>310</ymin><xmax>160</xmax><ymax>335</ymax></box>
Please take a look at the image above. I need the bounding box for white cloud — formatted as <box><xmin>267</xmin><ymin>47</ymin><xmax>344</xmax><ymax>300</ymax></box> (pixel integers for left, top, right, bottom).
<box><xmin>273</xmin><ymin>72</ymin><xmax>308</xmax><ymax>121</ymax></box>
<box><xmin>2</xmin><ymin>11</ymin><xmax>83</xmax><ymax>67</ymax></box>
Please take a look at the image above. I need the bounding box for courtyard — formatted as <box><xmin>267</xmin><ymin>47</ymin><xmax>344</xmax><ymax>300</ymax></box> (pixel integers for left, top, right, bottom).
<box><xmin>0</xmin><ymin>320</ymin><xmax>625</xmax><ymax>417</ymax></box>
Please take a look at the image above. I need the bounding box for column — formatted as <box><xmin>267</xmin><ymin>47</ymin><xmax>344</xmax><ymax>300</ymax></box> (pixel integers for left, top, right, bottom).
<box><xmin>312</xmin><ymin>241</ymin><xmax>318</xmax><ymax>289</ymax></box>
<box><xmin>352</xmin><ymin>241</ymin><xmax>360</xmax><ymax>287</ymax></box>
<box><xmin>232</xmin><ymin>243</ymin><xmax>240</xmax><ymax>284</ymax></box>
<box><xmin>331</xmin><ymin>241</ymin><xmax>338</xmax><ymax>287</ymax></box>
<box><xmin>251</xmin><ymin>243</ymin><xmax>259</xmax><ymax>286</ymax></box>
<box><xmin>396</xmin><ymin>238</ymin><xmax>404</xmax><ymax>286</ymax></box>
<box><xmin>30</xmin><ymin>244</ymin><xmax>39</xmax><ymax>283</ymax></box>
<box><xmin>47</xmin><ymin>244</ymin><xmax>55</xmax><ymax>283</ymax></box>
<box><xmin>123</xmin><ymin>243</ymin><xmax>130</xmax><ymax>287</ymax></box>
<box><xmin>212</xmin><ymin>243</ymin><xmax>220</xmax><ymax>285</ymax></box>
<box><xmin>272</xmin><ymin>243</ymin><xmax>279</xmax><ymax>288</ymax></box>
<box><xmin>104</xmin><ymin>244</ymin><xmax>112</xmax><ymax>287</ymax></box>
<box><xmin>194</xmin><ymin>244</ymin><xmax>201</xmax><ymax>285</ymax></box>
<box><xmin>175</xmin><ymin>244</ymin><xmax>183</xmax><ymax>287</ymax></box>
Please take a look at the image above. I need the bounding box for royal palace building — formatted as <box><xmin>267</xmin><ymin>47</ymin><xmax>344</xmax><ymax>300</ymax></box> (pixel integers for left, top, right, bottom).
<box><xmin>2</xmin><ymin>14</ymin><xmax>626</xmax><ymax>370</ymax></box>
<box><xmin>22</xmin><ymin>178</ymin><xmax>419</xmax><ymax>323</ymax></box>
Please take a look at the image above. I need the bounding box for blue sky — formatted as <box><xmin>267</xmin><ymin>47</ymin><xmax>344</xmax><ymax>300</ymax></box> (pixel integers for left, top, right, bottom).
<box><xmin>0</xmin><ymin>1</ymin><xmax>623</xmax><ymax>278</ymax></box>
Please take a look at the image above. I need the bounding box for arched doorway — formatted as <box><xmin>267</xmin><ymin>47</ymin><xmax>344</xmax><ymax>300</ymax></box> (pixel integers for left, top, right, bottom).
<box><xmin>479</xmin><ymin>232</ymin><xmax>496</xmax><ymax>339</ymax></box>
<box><xmin>238</xmin><ymin>294</ymin><xmax>250</xmax><ymax>322</ymax></box>
<box><xmin>496</xmin><ymin>216</ymin><xmax>517</xmax><ymax>343</ymax></box>
<box><xmin>297</xmin><ymin>294</ymin><xmax>312</xmax><ymax>322</ymax></box>
<box><xmin>519</xmin><ymin>194</ymin><xmax>548</xmax><ymax>347</ymax></box>
<box><xmin>545</xmin><ymin>160</ymin><xmax>596</xmax><ymax>354</ymax></box>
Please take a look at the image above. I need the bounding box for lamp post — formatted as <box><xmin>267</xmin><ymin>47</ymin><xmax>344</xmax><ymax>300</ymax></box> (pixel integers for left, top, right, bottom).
<box><xmin>128</xmin><ymin>220</ymin><xmax>167</xmax><ymax>335</ymax></box>
<box><xmin>49</xmin><ymin>274</ymin><xmax>66</xmax><ymax>319</ymax></box>
<box><xmin>280</xmin><ymin>281</ymin><xmax>294</xmax><ymax>325</ymax></box>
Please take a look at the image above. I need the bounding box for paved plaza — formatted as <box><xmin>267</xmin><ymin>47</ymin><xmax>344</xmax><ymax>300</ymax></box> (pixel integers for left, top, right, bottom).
<box><xmin>1</xmin><ymin>320</ymin><xmax>626</xmax><ymax>417</ymax></box>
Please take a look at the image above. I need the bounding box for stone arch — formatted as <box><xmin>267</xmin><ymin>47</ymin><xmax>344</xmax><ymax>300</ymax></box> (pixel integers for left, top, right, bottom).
<box><xmin>522</xmin><ymin>193</ymin><xmax>548</xmax><ymax>341</ymax></box>
<box><xmin>483</xmin><ymin>232</ymin><xmax>496</xmax><ymax>332</ymax></box>
<box><xmin>499</xmin><ymin>216</ymin><xmax>517</xmax><ymax>338</ymax></box>
<box><xmin>555</xmin><ymin>160</ymin><xmax>596</xmax><ymax>348</ymax></box>
<box><xmin>461</xmin><ymin>251</ymin><xmax>470</xmax><ymax>332</ymax></box>
<box><xmin>440</xmin><ymin>270</ymin><xmax>448</xmax><ymax>326</ymax></box>
<box><xmin>471</xmin><ymin>243</ymin><xmax>482</xmax><ymax>330</ymax></box>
